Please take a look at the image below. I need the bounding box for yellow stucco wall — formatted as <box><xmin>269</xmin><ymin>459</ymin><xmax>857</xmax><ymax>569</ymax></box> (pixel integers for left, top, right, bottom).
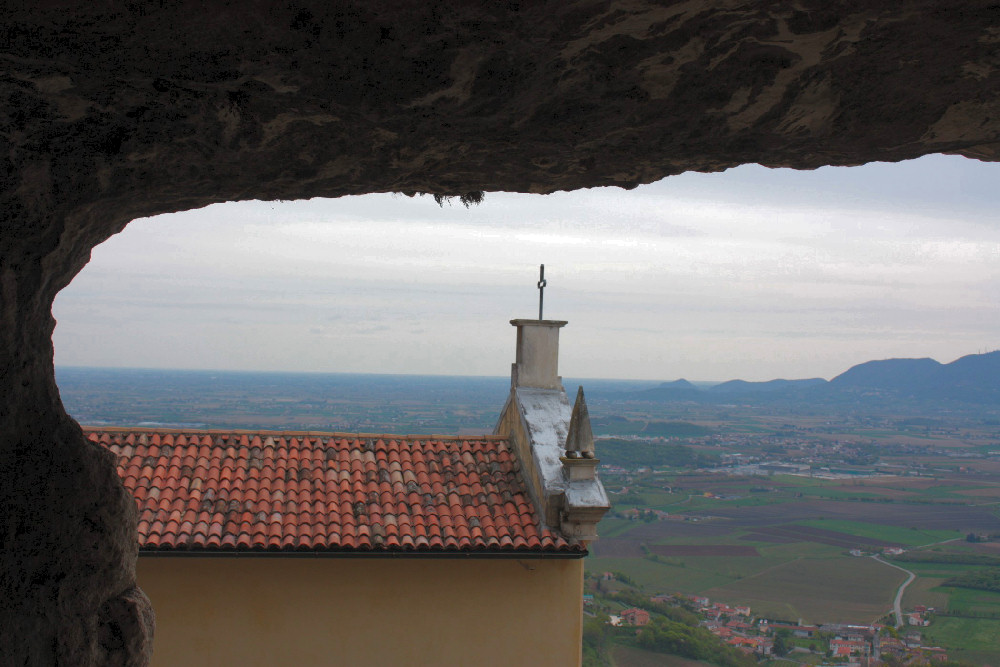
<box><xmin>139</xmin><ymin>556</ymin><xmax>583</xmax><ymax>666</ymax></box>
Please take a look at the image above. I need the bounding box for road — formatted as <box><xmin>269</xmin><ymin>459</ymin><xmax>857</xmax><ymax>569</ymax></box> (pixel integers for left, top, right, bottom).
<box><xmin>872</xmin><ymin>555</ymin><xmax>916</xmax><ymax>628</ymax></box>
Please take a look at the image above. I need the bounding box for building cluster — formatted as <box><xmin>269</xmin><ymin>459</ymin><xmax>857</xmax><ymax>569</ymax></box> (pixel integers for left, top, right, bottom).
<box><xmin>905</xmin><ymin>605</ymin><xmax>934</xmax><ymax>627</ymax></box>
<box><xmin>601</xmin><ymin>591</ymin><xmax>951</xmax><ymax>665</ymax></box>
<box><xmin>850</xmin><ymin>546</ymin><xmax>906</xmax><ymax>557</ymax></box>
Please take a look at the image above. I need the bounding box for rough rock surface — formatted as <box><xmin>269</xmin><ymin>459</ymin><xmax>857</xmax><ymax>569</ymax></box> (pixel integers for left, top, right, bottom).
<box><xmin>1</xmin><ymin>1</ymin><xmax>999</xmax><ymax>663</ymax></box>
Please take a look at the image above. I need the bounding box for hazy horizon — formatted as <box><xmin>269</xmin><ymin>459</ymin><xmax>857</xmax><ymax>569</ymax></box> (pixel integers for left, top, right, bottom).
<box><xmin>54</xmin><ymin>342</ymin><xmax>1000</xmax><ymax>386</ymax></box>
<box><xmin>53</xmin><ymin>154</ymin><xmax>1000</xmax><ymax>381</ymax></box>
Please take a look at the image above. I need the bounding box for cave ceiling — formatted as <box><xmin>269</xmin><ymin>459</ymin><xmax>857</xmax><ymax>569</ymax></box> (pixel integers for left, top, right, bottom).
<box><xmin>3</xmin><ymin>1</ymin><xmax>999</xmax><ymax>235</ymax></box>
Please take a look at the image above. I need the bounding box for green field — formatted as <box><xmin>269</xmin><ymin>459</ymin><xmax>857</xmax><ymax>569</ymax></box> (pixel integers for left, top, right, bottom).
<box><xmin>589</xmin><ymin>544</ymin><xmax>904</xmax><ymax>624</ymax></box>
<box><xmin>587</xmin><ymin>556</ymin><xmax>739</xmax><ymax>593</ymax></box>
<box><xmin>600</xmin><ymin>518</ymin><xmax>644</xmax><ymax>538</ymax></box>
<box><xmin>795</xmin><ymin>519</ymin><xmax>959</xmax><ymax>546</ymax></box>
<box><xmin>901</xmin><ymin>575</ymin><xmax>953</xmax><ymax>610</ymax></box>
<box><xmin>610</xmin><ymin>643</ymin><xmax>720</xmax><ymax>667</ymax></box>
<box><xmin>920</xmin><ymin>484</ymin><xmax>999</xmax><ymax>499</ymax></box>
<box><xmin>587</xmin><ymin>538</ymin><xmax>845</xmax><ymax>597</ymax></box>
<box><xmin>922</xmin><ymin>617</ymin><xmax>1000</xmax><ymax>663</ymax></box>
<box><xmin>901</xmin><ymin>561</ymin><xmax>991</xmax><ymax>576</ymax></box>
<box><xmin>941</xmin><ymin>586</ymin><xmax>1000</xmax><ymax>615</ymax></box>
<box><xmin>798</xmin><ymin>488</ymin><xmax>887</xmax><ymax>500</ymax></box>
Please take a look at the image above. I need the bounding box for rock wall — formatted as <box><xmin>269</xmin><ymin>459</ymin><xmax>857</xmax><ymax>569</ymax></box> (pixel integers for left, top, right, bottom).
<box><xmin>1</xmin><ymin>1</ymin><xmax>999</xmax><ymax>663</ymax></box>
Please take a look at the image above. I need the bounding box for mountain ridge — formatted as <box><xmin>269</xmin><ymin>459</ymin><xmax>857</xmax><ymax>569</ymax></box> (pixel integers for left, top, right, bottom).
<box><xmin>635</xmin><ymin>350</ymin><xmax>1000</xmax><ymax>407</ymax></box>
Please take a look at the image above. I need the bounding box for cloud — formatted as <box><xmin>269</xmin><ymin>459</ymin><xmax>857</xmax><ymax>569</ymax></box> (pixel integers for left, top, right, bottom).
<box><xmin>54</xmin><ymin>155</ymin><xmax>1000</xmax><ymax>381</ymax></box>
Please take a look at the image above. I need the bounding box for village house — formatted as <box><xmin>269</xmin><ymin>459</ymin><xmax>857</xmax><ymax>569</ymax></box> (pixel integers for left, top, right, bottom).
<box><xmin>702</xmin><ymin>620</ymin><xmax>723</xmax><ymax>633</ymax></box>
<box><xmin>924</xmin><ymin>647</ymin><xmax>950</xmax><ymax>662</ymax></box>
<box><xmin>879</xmin><ymin>636</ymin><xmax>908</xmax><ymax>657</ymax></box>
<box><xmin>690</xmin><ymin>595</ymin><xmax>711</xmax><ymax>608</ymax></box>
<box><xmin>821</xmin><ymin>623</ymin><xmax>872</xmax><ymax>641</ymax></box>
<box><xmin>88</xmin><ymin>318</ymin><xmax>609</xmax><ymax>666</ymax></box>
<box><xmin>620</xmin><ymin>608</ymin><xmax>651</xmax><ymax>627</ymax></box>
<box><xmin>727</xmin><ymin>636</ymin><xmax>773</xmax><ymax>657</ymax></box>
<box><xmin>830</xmin><ymin>638</ymin><xmax>870</xmax><ymax>658</ymax></box>
<box><xmin>766</xmin><ymin>622</ymin><xmax>819</xmax><ymax>638</ymax></box>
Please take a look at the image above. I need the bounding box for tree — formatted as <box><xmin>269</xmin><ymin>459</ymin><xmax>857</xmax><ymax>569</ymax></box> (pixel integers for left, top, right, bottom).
<box><xmin>773</xmin><ymin>629</ymin><xmax>791</xmax><ymax>656</ymax></box>
<box><xmin>583</xmin><ymin>614</ymin><xmax>611</xmax><ymax>653</ymax></box>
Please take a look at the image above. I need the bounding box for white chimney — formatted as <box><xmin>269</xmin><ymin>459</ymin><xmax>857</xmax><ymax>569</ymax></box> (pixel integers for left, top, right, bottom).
<box><xmin>509</xmin><ymin>319</ymin><xmax>567</xmax><ymax>390</ymax></box>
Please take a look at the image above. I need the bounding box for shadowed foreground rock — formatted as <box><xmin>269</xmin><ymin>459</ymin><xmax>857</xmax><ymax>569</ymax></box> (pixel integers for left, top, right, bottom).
<box><xmin>2</xmin><ymin>1</ymin><xmax>999</xmax><ymax>663</ymax></box>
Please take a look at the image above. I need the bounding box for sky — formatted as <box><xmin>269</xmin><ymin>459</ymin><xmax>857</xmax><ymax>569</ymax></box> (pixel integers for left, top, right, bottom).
<box><xmin>52</xmin><ymin>154</ymin><xmax>1000</xmax><ymax>382</ymax></box>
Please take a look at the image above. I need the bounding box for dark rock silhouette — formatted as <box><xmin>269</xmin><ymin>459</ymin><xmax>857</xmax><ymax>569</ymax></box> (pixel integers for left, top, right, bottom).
<box><xmin>3</xmin><ymin>2</ymin><xmax>1000</xmax><ymax>663</ymax></box>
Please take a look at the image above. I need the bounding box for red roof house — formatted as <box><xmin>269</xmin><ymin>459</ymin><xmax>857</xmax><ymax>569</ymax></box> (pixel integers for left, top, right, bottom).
<box><xmin>830</xmin><ymin>639</ymin><xmax>869</xmax><ymax>657</ymax></box>
<box><xmin>621</xmin><ymin>607</ymin><xmax>651</xmax><ymax>626</ymax></box>
<box><xmin>90</xmin><ymin>317</ymin><xmax>609</xmax><ymax>666</ymax></box>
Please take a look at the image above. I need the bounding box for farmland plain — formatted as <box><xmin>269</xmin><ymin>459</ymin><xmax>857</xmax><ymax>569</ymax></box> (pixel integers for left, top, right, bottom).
<box><xmin>55</xmin><ymin>366</ymin><xmax>1000</xmax><ymax>665</ymax></box>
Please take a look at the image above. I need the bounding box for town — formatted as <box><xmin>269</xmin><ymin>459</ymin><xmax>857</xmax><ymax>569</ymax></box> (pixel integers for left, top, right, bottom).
<box><xmin>585</xmin><ymin>578</ymin><xmax>949</xmax><ymax>666</ymax></box>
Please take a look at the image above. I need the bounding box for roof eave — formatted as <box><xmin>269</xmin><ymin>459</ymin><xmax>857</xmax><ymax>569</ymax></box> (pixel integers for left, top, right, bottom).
<box><xmin>137</xmin><ymin>547</ymin><xmax>588</xmax><ymax>560</ymax></box>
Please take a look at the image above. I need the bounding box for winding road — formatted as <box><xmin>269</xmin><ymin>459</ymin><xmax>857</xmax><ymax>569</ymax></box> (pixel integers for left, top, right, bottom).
<box><xmin>872</xmin><ymin>555</ymin><xmax>916</xmax><ymax>628</ymax></box>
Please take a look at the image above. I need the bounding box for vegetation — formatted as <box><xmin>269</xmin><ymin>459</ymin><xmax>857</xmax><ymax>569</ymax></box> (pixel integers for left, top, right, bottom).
<box><xmin>946</xmin><ymin>569</ymin><xmax>1000</xmax><ymax>594</ymax></box>
<box><xmin>583</xmin><ymin>614</ymin><xmax>612</xmax><ymax>666</ymax></box>
<box><xmin>398</xmin><ymin>191</ymin><xmax>486</xmax><ymax>207</ymax></box>
<box><xmin>597</xmin><ymin>439</ymin><xmax>717</xmax><ymax>469</ymax></box>
<box><xmin>432</xmin><ymin>191</ymin><xmax>485</xmax><ymax>207</ymax></box>
<box><xmin>608</xmin><ymin>590</ymin><xmax>700</xmax><ymax>625</ymax></box>
<box><xmin>771</xmin><ymin>629</ymin><xmax>791</xmax><ymax>657</ymax></box>
<box><xmin>892</xmin><ymin>552</ymin><xmax>1000</xmax><ymax>566</ymax></box>
<box><xmin>637</xmin><ymin>617</ymin><xmax>756</xmax><ymax>667</ymax></box>
<box><xmin>795</xmin><ymin>519</ymin><xmax>958</xmax><ymax>546</ymax></box>
<box><xmin>923</xmin><ymin>617</ymin><xmax>1000</xmax><ymax>656</ymax></box>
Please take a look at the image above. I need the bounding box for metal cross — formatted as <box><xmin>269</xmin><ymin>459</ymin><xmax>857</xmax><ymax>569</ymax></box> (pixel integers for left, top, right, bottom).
<box><xmin>537</xmin><ymin>264</ymin><xmax>546</xmax><ymax>320</ymax></box>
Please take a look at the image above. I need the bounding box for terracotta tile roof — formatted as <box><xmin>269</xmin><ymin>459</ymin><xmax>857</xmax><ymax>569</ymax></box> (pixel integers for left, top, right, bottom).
<box><xmin>87</xmin><ymin>428</ymin><xmax>582</xmax><ymax>556</ymax></box>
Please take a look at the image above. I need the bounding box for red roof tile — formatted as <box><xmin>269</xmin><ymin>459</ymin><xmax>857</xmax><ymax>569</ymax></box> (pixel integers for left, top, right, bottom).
<box><xmin>88</xmin><ymin>428</ymin><xmax>582</xmax><ymax>556</ymax></box>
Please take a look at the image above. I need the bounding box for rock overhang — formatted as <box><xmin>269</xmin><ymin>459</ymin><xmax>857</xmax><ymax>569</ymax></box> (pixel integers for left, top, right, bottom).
<box><xmin>4</xmin><ymin>2</ymin><xmax>1000</xmax><ymax>663</ymax></box>
<box><xmin>3</xmin><ymin>1</ymin><xmax>999</xmax><ymax>223</ymax></box>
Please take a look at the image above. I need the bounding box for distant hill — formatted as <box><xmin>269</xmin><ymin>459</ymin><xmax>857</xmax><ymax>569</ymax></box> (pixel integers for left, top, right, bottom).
<box><xmin>709</xmin><ymin>378</ymin><xmax>827</xmax><ymax>394</ymax></box>
<box><xmin>630</xmin><ymin>350</ymin><xmax>1000</xmax><ymax>409</ymax></box>
<box><xmin>830</xmin><ymin>357</ymin><xmax>942</xmax><ymax>390</ymax></box>
<box><xmin>658</xmin><ymin>379</ymin><xmax>698</xmax><ymax>391</ymax></box>
<box><xmin>830</xmin><ymin>350</ymin><xmax>1000</xmax><ymax>403</ymax></box>
<box><xmin>627</xmin><ymin>379</ymin><xmax>703</xmax><ymax>401</ymax></box>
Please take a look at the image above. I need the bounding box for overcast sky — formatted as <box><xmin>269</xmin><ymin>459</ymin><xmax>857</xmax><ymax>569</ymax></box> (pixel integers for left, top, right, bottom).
<box><xmin>52</xmin><ymin>154</ymin><xmax>1000</xmax><ymax>382</ymax></box>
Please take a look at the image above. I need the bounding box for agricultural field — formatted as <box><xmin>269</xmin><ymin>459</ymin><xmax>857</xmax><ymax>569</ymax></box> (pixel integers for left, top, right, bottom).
<box><xmin>587</xmin><ymin>459</ymin><xmax>1000</xmax><ymax>638</ymax></box>
<box><xmin>610</xmin><ymin>644</ymin><xmax>718</xmax><ymax>667</ymax></box>
<box><xmin>701</xmin><ymin>556</ymin><xmax>903</xmax><ymax>623</ymax></box>
<box><xmin>922</xmin><ymin>617</ymin><xmax>1000</xmax><ymax>665</ymax></box>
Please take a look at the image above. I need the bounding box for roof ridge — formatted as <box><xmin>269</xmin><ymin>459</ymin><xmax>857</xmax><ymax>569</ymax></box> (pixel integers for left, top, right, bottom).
<box><xmin>82</xmin><ymin>426</ymin><xmax>508</xmax><ymax>441</ymax></box>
